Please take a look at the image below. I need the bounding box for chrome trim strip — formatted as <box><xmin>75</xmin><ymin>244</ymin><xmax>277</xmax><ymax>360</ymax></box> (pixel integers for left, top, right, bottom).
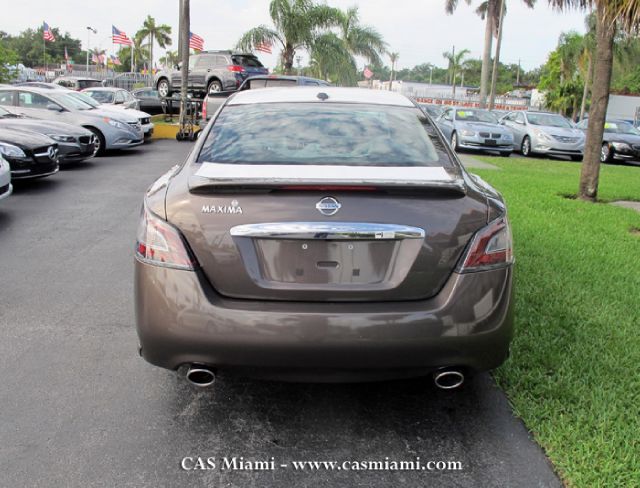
<box><xmin>230</xmin><ymin>222</ymin><xmax>425</xmax><ymax>240</ymax></box>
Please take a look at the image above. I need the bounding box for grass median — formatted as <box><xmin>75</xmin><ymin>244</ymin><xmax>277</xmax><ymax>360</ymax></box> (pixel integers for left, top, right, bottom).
<box><xmin>473</xmin><ymin>156</ymin><xmax>640</xmax><ymax>488</ymax></box>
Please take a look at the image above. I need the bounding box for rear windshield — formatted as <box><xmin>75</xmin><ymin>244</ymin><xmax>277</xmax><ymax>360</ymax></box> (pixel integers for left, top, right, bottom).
<box><xmin>245</xmin><ymin>79</ymin><xmax>297</xmax><ymax>89</ymax></box>
<box><xmin>198</xmin><ymin>103</ymin><xmax>448</xmax><ymax>166</ymax></box>
<box><xmin>78</xmin><ymin>80</ymin><xmax>102</xmax><ymax>89</ymax></box>
<box><xmin>84</xmin><ymin>90</ymin><xmax>114</xmax><ymax>103</ymax></box>
<box><xmin>232</xmin><ymin>55</ymin><xmax>264</xmax><ymax>68</ymax></box>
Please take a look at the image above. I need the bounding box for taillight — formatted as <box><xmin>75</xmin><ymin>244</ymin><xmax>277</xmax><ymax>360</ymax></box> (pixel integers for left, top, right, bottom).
<box><xmin>458</xmin><ymin>216</ymin><xmax>513</xmax><ymax>272</ymax></box>
<box><xmin>201</xmin><ymin>99</ymin><xmax>207</xmax><ymax>119</ymax></box>
<box><xmin>135</xmin><ymin>205</ymin><xmax>197</xmax><ymax>270</ymax></box>
<box><xmin>227</xmin><ymin>65</ymin><xmax>244</xmax><ymax>73</ymax></box>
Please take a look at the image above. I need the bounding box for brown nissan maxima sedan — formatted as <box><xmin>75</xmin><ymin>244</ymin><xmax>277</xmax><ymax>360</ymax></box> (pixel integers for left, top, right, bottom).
<box><xmin>135</xmin><ymin>88</ymin><xmax>514</xmax><ymax>388</ymax></box>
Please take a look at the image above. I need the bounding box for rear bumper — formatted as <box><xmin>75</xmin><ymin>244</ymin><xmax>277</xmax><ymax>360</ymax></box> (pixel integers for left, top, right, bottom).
<box><xmin>135</xmin><ymin>261</ymin><xmax>514</xmax><ymax>381</ymax></box>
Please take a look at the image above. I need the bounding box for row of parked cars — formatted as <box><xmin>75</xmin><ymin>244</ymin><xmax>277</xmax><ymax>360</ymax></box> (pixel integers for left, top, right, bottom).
<box><xmin>0</xmin><ymin>82</ymin><xmax>155</xmax><ymax>204</ymax></box>
<box><xmin>421</xmin><ymin>103</ymin><xmax>640</xmax><ymax>163</ymax></box>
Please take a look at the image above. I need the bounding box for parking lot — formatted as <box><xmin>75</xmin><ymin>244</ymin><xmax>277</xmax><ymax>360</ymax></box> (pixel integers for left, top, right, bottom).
<box><xmin>0</xmin><ymin>141</ymin><xmax>562</xmax><ymax>488</ymax></box>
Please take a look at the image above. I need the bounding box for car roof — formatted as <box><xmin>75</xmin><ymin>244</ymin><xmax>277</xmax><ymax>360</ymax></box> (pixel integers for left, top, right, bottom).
<box><xmin>227</xmin><ymin>87</ymin><xmax>415</xmax><ymax>107</ymax></box>
<box><xmin>55</xmin><ymin>76</ymin><xmax>100</xmax><ymax>81</ymax></box>
<box><xmin>82</xmin><ymin>87</ymin><xmax>121</xmax><ymax>92</ymax></box>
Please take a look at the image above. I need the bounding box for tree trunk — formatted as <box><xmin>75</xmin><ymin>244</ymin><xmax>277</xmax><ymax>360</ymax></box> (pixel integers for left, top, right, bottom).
<box><xmin>150</xmin><ymin>33</ymin><xmax>154</xmax><ymax>74</ymax></box>
<box><xmin>579</xmin><ymin>7</ymin><xmax>615</xmax><ymax>202</ymax></box>
<box><xmin>479</xmin><ymin>4</ymin><xmax>494</xmax><ymax>108</ymax></box>
<box><xmin>179</xmin><ymin>0</ymin><xmax>190</xmax><ymax>129</ymax></box>
<box><xmin>579</xmin><ymin>54</ymin><xmax>592</xmax><ymax>121</ymax></box>
<box><xmin>488</xmin><ymin>0</ymin><xmax>505</xmax><ymax>110</ymax></box>
<box><xmin>283</xmin><ymin>45</ymin><xmax>294</xmax><ymax>75</ymax></box>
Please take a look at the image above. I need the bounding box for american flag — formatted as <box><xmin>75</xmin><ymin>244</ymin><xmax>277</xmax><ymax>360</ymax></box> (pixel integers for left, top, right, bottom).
<box><xmin>112</xmin><ymin>26</ymin><xmax>132</xmax><ymax>46</ymax></box>
<box><xmin>110</xmin><ymin>54</ymin><xmax>122</xmax><ymax>66</ymax></box>
<box><xmin>92</xmin><ymin>52</ymin><xmax>105</xmax><ymax>65</ymax></box>
<box><xmin>189</xmin><ymin>32</ymin><xmax>204</xmax><ymax>51</ymax></box>
<box><xmin>363</xmin><ymin>66</ymin><xmax>373</xmax><ymax>79</ymax></box>
<box><xmin>255</xmin><ymin>41</ymin><xmax>272</xmax><ymax>54</ymax></box>
<box><xmin>43</xmin><ymin>22</ymin><xmax>55</xmax><ymax>42</ymax></box>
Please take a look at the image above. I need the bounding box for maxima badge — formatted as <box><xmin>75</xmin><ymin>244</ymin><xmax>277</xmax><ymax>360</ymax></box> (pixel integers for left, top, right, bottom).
<box><xmin>316</xmin><ymin>197</ymin><xmax>341</xmax><ymax>216</ymax></box>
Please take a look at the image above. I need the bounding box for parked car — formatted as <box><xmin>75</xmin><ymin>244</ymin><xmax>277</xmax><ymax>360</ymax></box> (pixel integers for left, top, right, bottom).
<box><xmin>52</xmin><ymin>76</ymin><xmax>102</xmax><ymax>91</ymax></box>
<box><xmin>576</xmin><ymin>118</ymin><xmax>640</xmax><ymax>163</ymax></box>
<box><xmin>0</xmin><ymin>86</ymin><xmax>143</xmax><ymax>155</ymax></box>
<box><xmin>201</xmin><ymin>74</ymin><xmax>330</xmax><ymax>122</ymax></box>
<box><xmin>135</xmin><ymin>87</ymin><xmax>515</xmax><ymax>388</ymax></box>
<box><xmin>154</xmin><ymin>50</ymin><xmax>268</xmax><ymax>97</ymax></box>
<box><xmin>0</xmin><ymin>154</ymin><xmax>12</xmax><ymax>201</ymax></box>
<box><xmin>132</xmin><ymin>88</ymin><xmax>163</xmax><ymax>115</ymax></box>
<box><xmin>436</xmin><ymin>107</ymin><xmax>514</xmax><ymax>156</ymax></box>
<box><xmin>70</xmin><ymin>91</ymin><xmax>153</xmax><ymax>140</ymax></box>
<box><xmin>0</xmin><ymin>127</ymin><xmax>59</xmax><ymax>179</ymax></box>
<box><xmin>500</xmin><ymin>111</ymin><xmax>584</xmax><ymax>160</ymax></box>
<box><xmin>0</xmin><ymin>105</ymin><xmax>97</xmax><ymax>162</ymax></box>
<box><xmin>82</xmin><ymin>87</ymin><xmax>140</xmax><ymax>110</ymax></box>
<box><xmin>418</xmin><ymin>103</ymin><xmax>444</xmax><ymax>119</ymax></box>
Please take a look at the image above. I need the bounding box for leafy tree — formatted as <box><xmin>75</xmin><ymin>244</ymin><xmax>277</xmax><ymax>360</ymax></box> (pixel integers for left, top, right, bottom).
<box><xmin>0</xmin><ymin>42</ymin><xmax>19</xmax><ymax>82</ymax></box>
<box><xmin>3</xmin><ymin>27</ymin><xmax>82</xmax><ymax>68</ymax></box>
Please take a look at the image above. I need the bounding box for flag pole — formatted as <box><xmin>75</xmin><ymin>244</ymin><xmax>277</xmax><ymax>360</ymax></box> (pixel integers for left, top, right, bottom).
<box><xmin>43</xmin><ymin>23</ymin><xmax>46</xmax><ymax>76</ymax></box>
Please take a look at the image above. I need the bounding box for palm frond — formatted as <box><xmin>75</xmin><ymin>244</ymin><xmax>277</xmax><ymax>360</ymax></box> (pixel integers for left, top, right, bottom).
<box><xmin>236</xmin><ymin>26</ymin><xmax>282</xmax><ymax>51</ymax></box>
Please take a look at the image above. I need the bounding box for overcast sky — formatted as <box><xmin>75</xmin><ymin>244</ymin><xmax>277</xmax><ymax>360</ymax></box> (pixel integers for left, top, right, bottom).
<box><xmin>2</xmin><ymin>0</ymin><xmax>588</xmax><ymax>71</ymax></box>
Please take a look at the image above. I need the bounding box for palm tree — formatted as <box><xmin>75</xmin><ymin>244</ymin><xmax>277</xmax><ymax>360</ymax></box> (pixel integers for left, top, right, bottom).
<box><xmin>308</xmin><ymin>32</ymin><xmax>357</xmax><ymax>84</ymax></box>
<box><xmin>159</xmin><ymin>50</ymin><xmax>179</xmax><ymax>68</ymax></box>
<box><xmin>389</xmin><ymin>52</ymin><xmax>399</xmax><ymax>90</ymax></box>
<box><xmin>119</xmin><ymin>33</ymin><xmax>148</xmax><ymax>72</ymax></box>
<box><xmin>446</xmin><ymin>0</ymin><xmax>535</xmax><ymax>107</ymax></box>
<box><xmin>137</xmin><ymin>15</ymin><xmax>172</xmax><ymax>73</ymax></box>
<box><xmin>338</xmin><ymin>6</ymin><xmax>387</xmax><ymax>67</ymax></box>
<box><xmin>236</xmin><ymin>0</ymin><xmax>343</xmax><ymax>75</ymax></box>
<box><xmin>548</xmin><ymin>0</ymin><xmax>640</xmax><ymax>201</ymax></box>
<box><xmin>442</xmin><ymin>47</ymin><xmax>470</xmax><ymax>98</ymax></box>
<box><xmin>578</xmin><ymin>12</ymin><xmax>597</xmax><ymax>120</ymax></box>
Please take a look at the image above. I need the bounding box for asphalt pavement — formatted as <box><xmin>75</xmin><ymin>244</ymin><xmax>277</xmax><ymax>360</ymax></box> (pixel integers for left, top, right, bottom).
<box><xmin>0</xmin><ymin>141</ymin><xmax>562</xmax><ymax>488</ymax></box>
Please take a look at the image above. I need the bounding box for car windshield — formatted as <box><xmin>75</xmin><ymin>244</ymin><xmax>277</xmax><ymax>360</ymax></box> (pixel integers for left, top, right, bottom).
<box><xmin>85</xmin><ymin>90</ymin><xmax>114</xmax><ymax>103</ymax></box>
<box><xmin>420</xmin><ymin>105</ymin><xmax>443</xmax><ymax>117</ymax></box>
<box><xmin>605</xmin><ymin>121</ymin><xmax>640</xmax><ymax>135</ymax></box>
<box><xmin>454</xmin><ymin>109</ymin><xmax>497</xmax><ymax>123</ymax></box>
<box><xmin>198</xmin><ymin>103</ymin><xmax>445</xmax><ymax>166</ymax></box>
<box><xmin>527</xmin><ymin>113</ymin><xmax>572</xmax><ymax>128</ymax></box>
<box><xmin>50</xmin><ymin>93</ymin><xmax>94</xmax><ymax>110</ymax></box>
<box><xmin>66</xmin><ymin>92</ymin><xmax>100</xmax><ymax>108</ymax></box>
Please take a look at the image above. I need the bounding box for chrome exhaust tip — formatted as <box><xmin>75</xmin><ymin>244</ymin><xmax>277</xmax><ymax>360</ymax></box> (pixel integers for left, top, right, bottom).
<box><xmin>433</xmin><ymin>369</ymin><xmax>465</xmax><ymax>390</ymax></box>
<box><xmin>186</xmin><ymin>365</ymin><xmax>216</xmax><ymax>387</ymax></box>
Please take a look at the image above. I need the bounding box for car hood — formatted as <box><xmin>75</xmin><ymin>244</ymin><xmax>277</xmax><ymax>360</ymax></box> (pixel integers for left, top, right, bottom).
<box><xmin>457</xmin><ymin>121</ymin><xmax>510</xmax><ymax>134</ymax></box>
<box><xmin>99</xmin><ymin>105</ymin><xmax>151</xmax><ymax>119</ymax></box>
<box><xmin>0</xmin><ymin>118</ymin><xmax>92</xmax><ymax>137</ymax></box>
<box><xmin>0</xmin><ymin>127</ymin><xmax>55</xmax><ymax>149</ymax></box>
<box><xmin>605</xmin><ymin>133</ymin><xmax>640</xmax><ymax>144</ymax></box>
<box><xmin>533</xmin><ymin>126</ymin><xmax>583</xmax><ymax>138</ymax></box>
<box><xmin>82</xmin><ymin>107</ymin><xmax>138</xmax><ymax>124</ymax></box>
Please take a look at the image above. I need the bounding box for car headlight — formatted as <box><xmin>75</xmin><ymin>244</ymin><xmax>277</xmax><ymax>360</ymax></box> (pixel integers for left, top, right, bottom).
<box><xmin>611</xmin><ymin>141</ymin><xmax>632</xmax><ymax>151</ymax></box>
<box><xmin>106</xmin><ymin>118</ymin><xmax>129</xmax><ymax>130</ymax></box>
<box><xmin>47</xmin><ymin>134</ymin><xmax>76</xmax><ymax>143</ymax></box>
<box><xmin>460</xmin><ymin>130</ymin><xmax>475</xmax><ymax>137</ymax></box>
<box><xmin>0</xmin><ymin>142</ymin><xmax>26</xmax><ymax>158</ymax></box>
<box><xmin>533</xmin><ymin>129</ymin><xmax>552</xmax><ymax>142</ymax></box>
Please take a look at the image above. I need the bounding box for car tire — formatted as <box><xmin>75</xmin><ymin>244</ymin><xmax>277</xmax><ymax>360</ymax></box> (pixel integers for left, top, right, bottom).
<box><xmin>157</xmin><ymin>78</ymin><xmax>171</xmax><ymax>98</ymax></box>
<box><xmin>600</xmin><ymin>143</ymin><xmax>612</xmax><ymax>163</ymax></box>
<box><xmin>86</xmin><ymin>127</ymin><xmax>105</xmax><ymax>157</ymax></box>
<box><xmin>521</xmin><ymin>136</ymin><xmax>532</xmax><ymax>157</ymax></box>
<box><xmin>450</xmin><ymin>131</ymin><xmax>459</xmax><ymax>151</ymax></box>
<box><xmin>207</xmin><ymin>79</ymin><xmax>223</xmax><ymax>94</ymax></box>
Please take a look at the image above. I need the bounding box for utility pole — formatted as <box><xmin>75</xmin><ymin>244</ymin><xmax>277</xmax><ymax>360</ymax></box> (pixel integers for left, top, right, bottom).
<box><xmin>516</xmin><ymin>58</ymin><xmax>521</xmax><ymax>86</ymax></box>
<box><xmin>451</xmin><ymin>45</ymin><xmax>456</xmax><ymax>99</ymax></box>
<box><xmin>86</xmin><ymin>27</ymin><xmax>97</xmax><ymax>73</ymax></box>
<box><xmin>429</xmin><ymin>66</ymin><xmax>433</xmax><ymax>85</ymax></box>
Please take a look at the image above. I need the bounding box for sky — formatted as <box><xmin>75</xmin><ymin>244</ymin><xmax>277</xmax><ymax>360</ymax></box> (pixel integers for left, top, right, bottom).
<box><xmin>1</xmin><ymin>0</ymin><xmax>589</xmax><ymax>71</ymax></box>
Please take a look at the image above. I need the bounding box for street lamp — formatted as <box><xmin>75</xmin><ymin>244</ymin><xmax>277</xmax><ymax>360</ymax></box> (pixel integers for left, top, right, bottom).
<box><xmin>86</xmin><ymin>26</ymin><xmax>97</xmax><ymax>73</ymax></box>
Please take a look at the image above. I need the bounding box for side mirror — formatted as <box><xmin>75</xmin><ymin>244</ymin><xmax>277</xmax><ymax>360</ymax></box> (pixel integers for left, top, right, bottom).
<box><xmin>46</xmin><ymin>103</ymin><xmax>62</xmax><ymax>112</ymax></box>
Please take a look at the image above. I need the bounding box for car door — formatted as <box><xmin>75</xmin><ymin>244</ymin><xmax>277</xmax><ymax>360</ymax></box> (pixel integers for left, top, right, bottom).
<box><xmin>15</xmin><ymin>91</ymin><xmax>65</xmax><ymax>122</ymax></box>
<box><xmin>437</xmin><ymin>108</ymin><xmax>455</xmax><ymax>140</ymax></box>
<box><xmin>191</xmin><ymin>54</ymin><xmax>214</xmax><ymax>90</ymax></box>
<box><xmin>503</xmin><ymin>112</ymin><xmax>525</xmax><ymax>146</ymax></box>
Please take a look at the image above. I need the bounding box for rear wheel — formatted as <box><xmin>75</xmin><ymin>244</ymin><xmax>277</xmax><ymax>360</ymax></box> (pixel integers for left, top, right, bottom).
<box><xmin>450</xmin><ymin>131</ymin><xmax>459</xmax><ymax>151</ymax></box>
<box><xmin>521</xmin><ymin>136</ymin><xmax>531</xmax><ymax>157</ymax></box>
<box><xmin>86</xmin><ymin>127</ymin><xmax>105</xmax><ymax>156</ymax></box>
<box><xmin>157</xmin><ymin>78</ymin><xmax>170</xmax><ymax>98</ymax></box>
<box><xmin>600</xmin><ymin>143</ymin><xmax>612</xmax><ymax>163</ymax></box>
<box><xmin>207</xmin><ymin>79</ymin><xmax>223</xmax><ymax>94</ymax></box>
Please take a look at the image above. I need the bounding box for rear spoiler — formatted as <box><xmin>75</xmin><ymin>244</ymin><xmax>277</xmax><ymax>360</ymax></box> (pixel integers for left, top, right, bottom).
<box><xmin>189</xmin><ymin>163</ymin><xmax>467</xmax><ymax>195</ymax></box>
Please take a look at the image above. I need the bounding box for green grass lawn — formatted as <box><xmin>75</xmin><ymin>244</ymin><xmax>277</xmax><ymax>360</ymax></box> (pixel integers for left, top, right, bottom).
<box><xmin>473</xmin><ymin>156</ymin><xmax>640</xmax><ymax>487</ymax></box>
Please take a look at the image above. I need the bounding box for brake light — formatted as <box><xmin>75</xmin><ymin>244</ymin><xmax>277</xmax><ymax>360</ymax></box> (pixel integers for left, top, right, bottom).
<box><xmin>201</xmin><ymin>99</ymin><xmax>207</xmax><ymax>120</ymax></box>
<box><xmin>458</xmin><ymin>216</ymin><xmax>513</xmax><ymax>272</ymax></box>
<box><xmin>227</xmin><ymin>65</ymin><xmax>244</xmax><ymax>73</ymax></box>
<box><xmin>135</xmin><ymin>205</ymin><xmax>197</xmax><ymax>270</ymax></box>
